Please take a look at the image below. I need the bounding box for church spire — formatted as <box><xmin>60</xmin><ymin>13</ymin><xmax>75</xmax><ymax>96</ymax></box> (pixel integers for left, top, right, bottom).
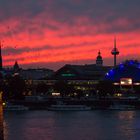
<box><xmin>0</xmin><ymin>41</ymin><xmax>3</xmax><ymax>70</ymax></box>
<box><xmin>13</xmin><ymin>60</ymin><xmax>20</xmax><ymax>72</ymax></box>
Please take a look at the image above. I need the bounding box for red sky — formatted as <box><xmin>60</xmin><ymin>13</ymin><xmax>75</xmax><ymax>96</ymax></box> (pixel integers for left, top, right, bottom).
<box><xmin>0</xmin><ymin>0</ymin><xmax>140</xmax><ymax>70</ymax></box>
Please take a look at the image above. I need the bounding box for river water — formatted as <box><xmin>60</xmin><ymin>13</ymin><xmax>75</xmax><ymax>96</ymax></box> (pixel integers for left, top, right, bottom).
<box><xmin>2</xmin><ymin>110</ymin><xmax>140</xmax><ymax>140</ymax></box>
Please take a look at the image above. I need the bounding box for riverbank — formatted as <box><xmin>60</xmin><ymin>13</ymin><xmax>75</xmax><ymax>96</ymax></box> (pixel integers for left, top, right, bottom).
<box><xmin>7</xmin><ymin>97</ymin><xmax>140</xmax><ymax>110</ymax></box>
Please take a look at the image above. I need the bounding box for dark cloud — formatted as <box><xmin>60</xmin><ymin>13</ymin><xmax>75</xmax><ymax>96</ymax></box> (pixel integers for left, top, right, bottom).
<box><xmin>0</xmin><ymin>0</ymin><xmax>140</xmax><ymax>33</ymax></box>
<box><xmin>0</xmin><ymin>0</ymin><xmax>45</xmax><ymax>20</ymax></box>
<box><xmin>0</xmin><ymin>0</ymin><xmax>140</xmax><ymax>70</ymax></box>
<box><xmin>47</xmin><ymin>0</ymin><xmax>140</xmax><ymax>20</ymax></box>
<box><xmin>0</xmin><ymin>0</ymin><xmax>139</xmax><ymax>21</ymax></box>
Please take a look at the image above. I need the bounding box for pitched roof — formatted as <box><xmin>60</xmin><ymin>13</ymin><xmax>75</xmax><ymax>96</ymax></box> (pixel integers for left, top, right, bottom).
<box><xmin>54</xmin><ymin>64</ymin><xmax>112</xmax><ymax>80</ymax></box>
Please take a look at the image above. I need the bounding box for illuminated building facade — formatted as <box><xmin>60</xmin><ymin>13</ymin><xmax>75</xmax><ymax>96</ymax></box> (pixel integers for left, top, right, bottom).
<box><xmin>40</xmin><ymin>51</ymin><xmax>111</xmax><ymax>96</ymax></box>
<box><xmin>105</xmin><ymin>60</ymin><xmax>140</xmax><ymax>91</ymax></box>
<box><xmin>53</xmin><ymin>62</ymin><xmax>111</xmax><ymax>95</ymax></box>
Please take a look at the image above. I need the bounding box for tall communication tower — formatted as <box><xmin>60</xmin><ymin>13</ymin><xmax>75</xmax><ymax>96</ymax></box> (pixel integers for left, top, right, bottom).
<box><xmin>111</xmin><ymin>37</ymin><xmax>119</xmax><ymax>67</ymax></box>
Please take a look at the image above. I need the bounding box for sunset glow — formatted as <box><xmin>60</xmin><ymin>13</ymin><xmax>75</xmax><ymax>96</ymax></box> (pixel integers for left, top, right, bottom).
<box><xmin>0</xmin><ymin>0</ymin><xmax>140</xmax><ymax>70</ymax></box>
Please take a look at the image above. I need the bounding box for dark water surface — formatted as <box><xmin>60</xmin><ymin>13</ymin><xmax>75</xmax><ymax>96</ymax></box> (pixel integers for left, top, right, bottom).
<box><xmin>3</xmin><ymin>110</ymin><xmax>140</xmax><ymax>140</ymax></box>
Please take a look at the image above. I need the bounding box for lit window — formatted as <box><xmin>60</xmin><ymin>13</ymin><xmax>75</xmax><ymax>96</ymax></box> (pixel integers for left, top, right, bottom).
<box><xmin>52</xmin><ymin>93</ymin><xmax>60</xmax><ymax>96</ymax></box>
<box><xmin>134</xmin><ymin>83</ymin><xmax>140</xmax><ymax>85</ymax></box>
<box><xmin>113</xmin><ymin>83</ymin><xmax>119</xmax><ymax>85</ymax></box>
<box><xmin>61</xmin><ymin>74</ymin><xmax>75</xmax><ymax>77</ymax></box>
<box><xmin>120</xmin><ymin>78</ymin><xmax>132</xmax><ymax>85</ymax></box>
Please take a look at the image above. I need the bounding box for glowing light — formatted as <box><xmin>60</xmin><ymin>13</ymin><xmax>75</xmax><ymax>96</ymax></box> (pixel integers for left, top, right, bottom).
<box><xmin>108</xmin><ymin>69</ymin><xmax>114</xmax><ymax>76</ymax></box>
<box><xmin>114</xmin><ymin>93</ymin><xmax>122</xmax><ymax>97</ymax></box>
<box><xmin>110</xmin><ymin>69</ymin><xmax>114</xmax><ymax>73</ymax></box>
<box><xmin>134</xmin><ymin>83</ymin><xmax>140</xmax><ymax>85</ymax></box>
<box><xmin>119</xmin><ymin>63</ymin><xmax>124</xmax><ymax>69</ymax></box>
<box><xmin>2</xmin><ymin>102</ymin><xmax>6</xmax><ymax>106</ymax></box>
<box><xmin>117</xmin><ymin>93</ymin><xmax>122</xmax><ymax>97</ymax></box>
<box><xmin>129</xmin><ymin>60</ymin><xmax>134</xmax><ymax>65</ymax></box>
<box><xmin>106</xmin><ymin>73</ymin><xmax>109</xmax><ymax>76</ymax></box>
<box><xmin>120</xmin><ymin>78</ymin><xmax>132</xmax><ymax>85</ymax></box>
<box><xmin>113</xmin><ymin>83</ymin><xmax>120</xmax><ymax>85</ymax></box>
<box><xmin>52</xmin><ymin>93</ymin><xmax>60</xmax><ymax>96</ymax></box>
<box><xmin>61</xmin><ymin>74</ymin><xmax>75</xmax><ymax>77</ymax></box>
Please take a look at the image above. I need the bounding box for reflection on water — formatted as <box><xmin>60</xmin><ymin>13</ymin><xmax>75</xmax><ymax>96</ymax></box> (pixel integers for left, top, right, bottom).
<box><xmin>0</xmin><ymin>104</ymin><xmax>4</xmax><ymax>140</ymax></box>
<box><xmin>117</xmin><ymin>111</ymin><xmax>136</xmax><ymax>139</ymax></box>
<box><xmin>3</xmin><ymin>110</ymin><xmax>140</xmax><ymax>140</ymax></box>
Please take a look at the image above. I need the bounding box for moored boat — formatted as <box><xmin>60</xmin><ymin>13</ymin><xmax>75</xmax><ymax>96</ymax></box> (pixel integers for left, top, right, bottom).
<box><xmin>48</xmin><ymin>104</ymin><xmax>91</xmax><ymax>111</ymax></box>
<box><xmin>108</xmin><ymin>104</ymin><xmax>135</xmax><ymax>110</ymax></box>
<box><xmin>3</xmin><ymin>103</ymin><xmax>29</xmax><ymax>111</ymax></box>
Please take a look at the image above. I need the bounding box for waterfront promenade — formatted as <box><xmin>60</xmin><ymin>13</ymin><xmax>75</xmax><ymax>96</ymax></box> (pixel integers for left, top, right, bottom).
<box><xmin>10</xmin><ymin>97</ymin><xmax>140</xmax><ymax>110</ymax></box>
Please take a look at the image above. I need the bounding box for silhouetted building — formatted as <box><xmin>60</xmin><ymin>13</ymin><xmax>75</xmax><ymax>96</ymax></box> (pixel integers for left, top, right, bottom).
<box><xmin>54</xmin><ymin>51</ymin><xmax>110</xmax><ymax>80</ymax></box>
<box><xmin>51</xmin><ymin>62</ymin><xmax>111</xmax><ymax>95</ymax></box>
<box><xmin>96</xmin><ymin>50</ymin><xmax>103</xmax><ymax>66</ymax></box>
<box><xmin>54</xmin><ymin>64</ymin><xmax>111</xmax><ymax>81</ymax></box>
<box><xmin>105</xmin><ymin>60</ymin><xmax>140</xmax><ymax>92</ymax></box>
<box><xmin>13</xmin><ymin>61</ymin><xmax>20</xmax><ymax>72</ymax></box>
<box><xmin>20</xmin><ymin>68</ymin><xmax>54</xmax><ymax>80</ymax></box>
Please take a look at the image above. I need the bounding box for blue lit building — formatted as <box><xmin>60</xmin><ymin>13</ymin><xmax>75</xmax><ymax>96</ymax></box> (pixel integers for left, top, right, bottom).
<box><xmin>104</xmin><ymin>60</ymin><xmax>140</xmax><ymax>91</ymax></box>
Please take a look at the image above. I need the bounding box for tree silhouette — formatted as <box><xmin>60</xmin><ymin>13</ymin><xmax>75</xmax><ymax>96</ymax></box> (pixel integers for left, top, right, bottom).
<box><xmin>54</xmin><ymin>80</ymin><xmax>73</xmax><ymax>97</ymax></box>
<box><xmin>36</xmin><ymin>82</ymin><xmax>51</xmax><ymax>95</ymax></box>
<box><xmin>3</xmin><ymin>74</ymin><xmax>25</xmax><ymax>100</ymax></box>
<box><xmin>96</xmin><ymin>80</ymin><xmax>115</xmax><ymax>97</ymax></box>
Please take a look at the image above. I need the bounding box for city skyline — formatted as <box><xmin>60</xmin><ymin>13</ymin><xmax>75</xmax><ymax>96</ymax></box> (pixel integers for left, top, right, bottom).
<box><xmin>0</xmin><ymin>0</ymin><xmax>140</xmax><ymax>70</ymax></box>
